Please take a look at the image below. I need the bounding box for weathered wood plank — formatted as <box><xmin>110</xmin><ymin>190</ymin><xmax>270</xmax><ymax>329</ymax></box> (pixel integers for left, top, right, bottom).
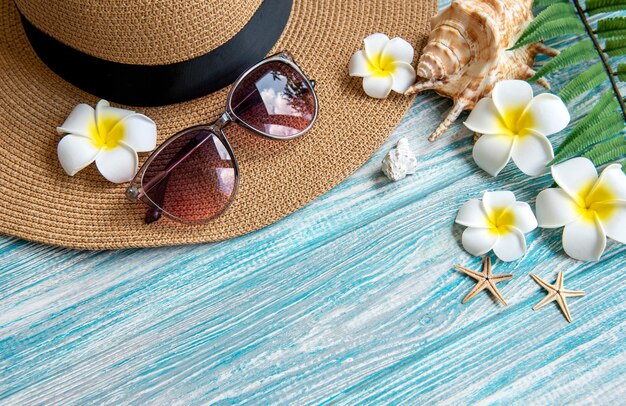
<box><xmin>1</xmin><ymin>3</ymin><xmax>625</xmax><ymax>404</ymax></box>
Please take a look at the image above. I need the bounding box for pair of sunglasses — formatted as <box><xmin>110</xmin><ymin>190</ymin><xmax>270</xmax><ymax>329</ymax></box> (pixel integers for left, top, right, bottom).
<box><xmin>126</xmin><ymin>52</ymin><xmax>319</xmax><ymax>224</ymax></box>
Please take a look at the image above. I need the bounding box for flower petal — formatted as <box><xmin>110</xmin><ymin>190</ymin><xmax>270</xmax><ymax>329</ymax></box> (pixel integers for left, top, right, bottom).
<box><xmin>551</xmin><ymin>157</ymin><xmax>598</xmax><ymax>205</ymax></box>
<box><xmin>509</xmin><ymin>201</ymin><xmax>538</xmax><ymax>233</ymax></box>
<box><xmin>95</xmin><ymin>145</ymin><xmax>138</xmax><ymax>183</ymax></box>
<box><xmin>96</xmin><ymin>100</ymin><xmax>135</xmax><ymax>136</ymax></box>
<box><xmin>382</xmin><ymin>37</ymin><xmax>414</xmax><ymax>65</ymax></box>
<box><xmin>362</xmin><ymin>74</ymin><xmax>393</xmax><ymax>99</ymax></box>
<box><xmin>492</xmin><ymin>80</ymin><xmax>533</xmax><ymax>130</ymax></box>
<box><xmin>390</xmin><ymin>61</ymin><xmax>416</xmax><ymax>93</ymax></box>
<box><xmin>595</xmin><ymin>201</ymin><xmax>626</xmax><ymax>243</ymax></box>
<box><xmin>57</xmin><ymin>134</ymin><xmax>101</xmax><ymax>176</ymax></box>
<box><xmin>483</xmin><ymin>191</ymin><xmax>516</xmax><ymax>222</ymax></box>
<box><xmin>562</xmin><ymin>214</ymin><xmax>607</xmax><ymax>261</ymax></box>
<box><xmin>511</xmin><ymin>130</ymin><xmax>554</xmax><ymax>176</ymax></box>
<box><xmin>519</xmin><ymin>93</ymin><xmax>570</xmax><ymax>135</ymax></box>
<box><xmin>493</xmin><ymin>226</ymin><xmax>527</xmax><ymax>261</ymax></box>
<box><xmin>56</xmin><ymin>104</ymin><xmax>96</xmax><ymax>138</ymax></box>
<box><xmin>472</xmin><ymin>134</ymin><xmax>515</xmax><ymax>177</ymax></box>
<box><xmin>349</xmin><ymin>50</ymin><xmax>373</xmax><ymax>77</ymax></box>
<box><xmin>115</xmin><ymin>114</ymin><xmax>157</xmax><ymax>152</ymax></box>
<box><xmin>363</xmin><ymin>33</ymin><xmax>390</xmax><ymax>64</ymax></box>
<box><xmin>464</xmin><ymin>98</ymin><xmax>509</xmax><ymax>135</ymax></box>
<box><xmin>462</xmin><ymin>227</ymin><xmax>499</xmax><ymax>256</ymax></box>
<box><xmin>587</xmin><ymin>163</ymin><xmax>626</xmax><ymax>203</ymax></box>
<box><xmin>536</xmin><ymin>188</ymin><xmax>581</xmax><ymax>228</ymax></box>
<box><xmin>456</xmin><ymin>199</ymin><xmax>491</xmax><ymax>228</ymax></box>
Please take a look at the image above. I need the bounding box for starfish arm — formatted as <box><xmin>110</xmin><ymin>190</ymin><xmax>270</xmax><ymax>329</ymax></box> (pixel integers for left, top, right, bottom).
<box><xmin>556</xmin><ymin>272</ymin><xmax>565</xmax><ymax>290</ymax></box>
<box><xmin>462</xmin><ymin>280</ymin><xmax>488</xmax><ymax>304</ymax></box>
<box><xmin>455</xmin><ymin>266</ymin><xmax>486</xmax><ymax>281</ymax></box>
<box><xmin>561</xmin><ymin>289</ymin><xmax>586</xmax><ymax>297</ymax></box>
<box><xmin>533</xmin><ymin>292</ymin><xmax>557</xmax><ymax>310</ymax></box>
<box><xmin>530</xmin><ymin>273</ymin><xmax>556</xmax><ymax>293</ymax></box>
<box><xmin>555</xmin><ymin>294</ymin><xmax>573</xmax><ymax>323</ymax></box>
<box><xmin>486</xmin><ymin>280</ymin><xmax>508</xmax><ymax>306</ymax></box>
<box><xmin>490</xmin><ymin>273</ymin><xmax>514</xmax><ymax>282</ymax></box>
<box><xmin>484</xmin><ymin>257</ymin><xmax>492</xmax><ymax>277</ymax></box>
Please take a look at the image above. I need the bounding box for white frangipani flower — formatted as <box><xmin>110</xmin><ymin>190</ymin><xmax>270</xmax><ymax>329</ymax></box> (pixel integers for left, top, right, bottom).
<box><xmin>57</xmin><ymin>100</ymin><xmax>157</xmax><ymax>183</ymax></box>
<box><xmin>349</xmin><ymin>33</ymin><xmax>416</xmax><ymax>99</ymax></box>
<box><xmin>456</xmin><ymin>191</ymin><xmax>538</xmax><ymax>261</ymax></box>
<box><xmin>536</xmin><ymin>157</ymin><xmax>626</xmax><ymax>261</ymax></box>
<box><xmin>464</xmin><ymin>80</ymin><xmax>570</xmax><ymax>177</ymax></box>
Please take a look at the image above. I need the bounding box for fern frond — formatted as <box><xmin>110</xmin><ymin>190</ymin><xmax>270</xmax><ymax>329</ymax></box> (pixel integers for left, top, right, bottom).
<box><xmin>617</xmin><ymin>63</ymin><xmax>626</xmax><ymax>81</ymax></box>
<box><xmin>534</xmin><ymin>0</ymin><xmax>569</xmax><ymax>9</ymax></box>
<box><xmin>558</xmin><ymin>63</ymin><xmax>607</xmax><ymax>102</ymax></box>
<box><xmin>597</xmin><ymin>17</ymin><xmax>626</xmax><ymax>38</ymax></box>
<box><xmin>514</xmin><ymin>0</ymin><xmax>626</xmax><ymax>170</ymax></box>
<box><xmin>530</xmin><ymin>40</ymin><xmax>596</xmax><ymax>81</ymax></box>
<box><xmin>585</xmin><ymin>0</ymin><xmax>626</xmax><ymax>15</ymax></box>
<box><xmin>515</xmin><ymin>4</ymin><xmax>577</xmax><ymax>47</ymax></box>
<box><xmin>513</xmin><ymin>15</ymin><xmax>584</xmax><ymax>49</ymax></box>
<box><xmin>551</xmin><ymin>111</ymin><xmax>624</xmax><ymax>163</ymax></box>
<box><xmin>604</xmin><ymin>38</ymin><xmax>626</xmax><ymax>56</ymax></box>
<box><xmin>582</xmin><ymin>135</ymin><xmax>626</xmax><ymax>166</ymax></box>
<box><xmin>555</xmin><ymin>94</ymin><xmax>621</xmax><ymax>155</ymax></box>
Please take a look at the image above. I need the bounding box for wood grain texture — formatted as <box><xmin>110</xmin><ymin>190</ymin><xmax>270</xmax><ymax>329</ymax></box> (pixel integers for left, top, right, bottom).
<box><xmin>1</xmin><ymin>3</ymin><xmax>625</xmax><ymax>404</ymax></box>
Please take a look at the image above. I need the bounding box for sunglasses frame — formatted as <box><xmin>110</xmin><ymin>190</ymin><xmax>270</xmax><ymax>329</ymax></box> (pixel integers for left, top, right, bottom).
<box><xmin>126</xmin><ymin>51</ymin><xmax>318</xmax><ymax>224</ymax></box>
<box><xmin>227</xmin><ymin>51</ymin><xmax>319</xmax><ymax>141</ymax></box>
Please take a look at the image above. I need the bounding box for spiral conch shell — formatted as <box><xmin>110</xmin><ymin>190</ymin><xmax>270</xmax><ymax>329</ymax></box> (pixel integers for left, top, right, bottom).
<box><xmin>406</xmin><ymin>0</ymin><xmax>559</xmax><ymax>141</ymax></box>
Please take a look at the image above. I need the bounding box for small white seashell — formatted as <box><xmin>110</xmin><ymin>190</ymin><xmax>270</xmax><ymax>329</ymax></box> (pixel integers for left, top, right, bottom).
<box><xmin>381</xmin><ymin>137</ymin><xmax>417</xmax><ymax>181</ymax></box>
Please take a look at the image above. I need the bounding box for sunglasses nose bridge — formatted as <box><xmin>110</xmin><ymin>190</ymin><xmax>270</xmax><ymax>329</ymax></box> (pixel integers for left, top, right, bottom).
<box><xmin>212</xmin><ymin>111</ymin><xmax>233</xmax><ymax>131</ymax></box>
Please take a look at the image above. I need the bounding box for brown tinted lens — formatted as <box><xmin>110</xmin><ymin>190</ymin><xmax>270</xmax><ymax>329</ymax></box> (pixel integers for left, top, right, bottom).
<box><xmin>230</xmin><ymin>60</ymin><xmax>316</xmax><ymax>138</ymax></box>
<box><xmin>141</xmin><ymin>127</ymin><xmax>237</xmax><ymax>222</ymax></box>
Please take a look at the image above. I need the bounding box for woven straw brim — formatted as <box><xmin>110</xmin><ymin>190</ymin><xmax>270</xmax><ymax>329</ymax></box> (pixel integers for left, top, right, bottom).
<box><xmin>0</xmin><ymin>0</ymin><xmax>437</xmax><ymax>249</ymax></box>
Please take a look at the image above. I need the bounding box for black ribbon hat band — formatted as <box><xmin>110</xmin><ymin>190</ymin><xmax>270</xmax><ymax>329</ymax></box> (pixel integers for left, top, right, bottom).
<box><xmin>18</xmin><ymin>0</ymin><xmax>293</xmax><ymax>107</ymax></box>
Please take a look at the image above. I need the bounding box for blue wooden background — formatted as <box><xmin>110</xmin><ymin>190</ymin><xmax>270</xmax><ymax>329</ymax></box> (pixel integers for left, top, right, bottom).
<box><xmin>1</xmin><ymin>2</ymin><xmax>625</xmax><ymax>404</ymax></box>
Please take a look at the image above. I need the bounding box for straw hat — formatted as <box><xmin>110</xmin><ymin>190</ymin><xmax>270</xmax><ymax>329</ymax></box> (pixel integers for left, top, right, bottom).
<box><xmin>0</xmin><ymin>0</ymin><xmax>437</xmax><ymax>249</ymax></box>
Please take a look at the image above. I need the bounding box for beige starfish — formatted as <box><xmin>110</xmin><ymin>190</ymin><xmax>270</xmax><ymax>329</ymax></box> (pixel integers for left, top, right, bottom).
<box><xmin>454</xmin><ymin>257</ymin><xmax>513</xmax><ymax>305</ymax></box>
<box><xmin>530</xmin><ymin>272</ymin><xmax>585</xmax><ymax>323</ymax></box>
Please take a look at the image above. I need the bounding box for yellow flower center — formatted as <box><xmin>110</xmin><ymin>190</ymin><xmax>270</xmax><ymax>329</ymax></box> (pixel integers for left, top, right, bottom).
<box><xmin>89</xmin><ymin>114</ymin><xmax>125</xmax><ymax>150</ymax></box>
<box><xmin>499</xmin><ymin>105</ymin><xmax>535</xmax><ymax>135</ymax></box>
<box><xmin>368</xmin><ymin>53</ymin><xmax>396</xmax><ymax>77</ymax></box>
<box><xmin>576</xmin><ymin>181</ymin><xmax>619</xmax><ymax>223</ymax></box>
<box><xmin>488</xmin><ymin>206</ymin><xmax>516</xmax><ymax>235</ymax></box>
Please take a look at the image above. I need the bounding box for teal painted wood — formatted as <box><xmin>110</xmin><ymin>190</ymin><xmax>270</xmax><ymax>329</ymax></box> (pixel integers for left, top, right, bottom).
<box><xmin>1</xmin><ymin>3</ymin><xmax>625</xmax><ymax>404</ymax></box>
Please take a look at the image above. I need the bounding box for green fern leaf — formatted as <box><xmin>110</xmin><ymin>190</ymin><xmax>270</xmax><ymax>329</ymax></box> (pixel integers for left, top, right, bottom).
<box><xmin>530</xmin><ymin>40</ymin><xmax>596</xmax><ymax>81</ymax></box>
<box><xmin>554</xmin><ymin>96</ymin><xmax>621</xmax><ymax>155</ymax></box>
<box><xmin>512</xmin><ymin>8</ymin><xmax>583</xmax><ymax>49</ymax></box>
<box><xmin>585</xmin><ymin>91</ymin><xmax>621</xmax><ymax>116</ymax></box>
<box><xmin>597</xmin><ymin>17</ymin><xmax>626</xmax><ymax>38</ymax></box>
<box><xmin>583</xmin><ymin>136</ymin><xmax>626</xmax><ymax>166</ymax></box>
<box><xmin>558</xmin><ymin>63</ymin><xmax>607</xmax><ymax>103</ymax></box>
<box><xmin>534</xmin><ymin>0</ymin><xmax>568</xmax><ymax>9</ymax></box>
<box><xmin>617</xmin><ymin>64</ymin><xmax>626</xmax><ymax>81</ymax></box>
<box><xmin>551</xmin><ymin>110</ymin><xmax>624</xmax><ymax>163</ymax></box>
<box><xmin>520</xmin><ymin>1</ymin><xmax>577</xmax><ymax>39</ymax></box>
<box><xmin>605</xmin><ymin>38</ymin><xmax>626</xmax><ymax>56</ymax></box>
<box><xmin>516</xmin><ymin>4</ymin><xmax>576</xmax><ymax>45</ymax></box>
<box><xmin>514</xmin><ymin>18</ymin><xmax>586</xmax><ymax>48</ymax></box>
<box><xmin>586</xmin><ymin>0</ymin><xmax>626</xmax><ymax>15</ymax></box>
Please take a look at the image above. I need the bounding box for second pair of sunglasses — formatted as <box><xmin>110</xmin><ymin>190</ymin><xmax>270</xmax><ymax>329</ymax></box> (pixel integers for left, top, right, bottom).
<box><xmin>125</xmin><ymin>51</ymin><xmax>319</xmax><ymax>224</ymax></box>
